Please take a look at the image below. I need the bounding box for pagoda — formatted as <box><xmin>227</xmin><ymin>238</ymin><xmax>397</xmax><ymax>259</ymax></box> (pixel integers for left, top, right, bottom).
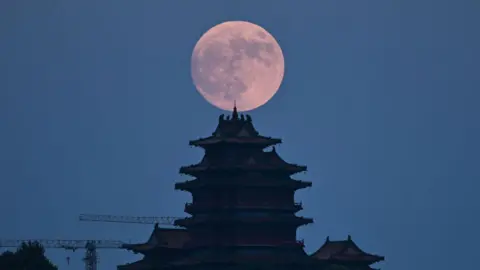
<box><xmin>118</xmin><ymin>107</ymin><xmax>384</xmax><ymax>270</ymax></box>
<box><xmin>171</xmin><ymin>106</ymin><xmax>313</xmax><ymax>270</ymax></box>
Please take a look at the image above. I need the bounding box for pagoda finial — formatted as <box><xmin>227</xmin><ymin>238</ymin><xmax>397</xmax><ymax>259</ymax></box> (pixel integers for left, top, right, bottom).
<box><xmin>347</xmin><ymin>235</ymin><xmax>352</xmax><ymax>241</ymax></box>
<box><xmin>232</xmin><ymin>100</ymin><xmax>239</xmax><ymax>120</ymax></box>
<box><xmin>326</xmin><ymin>236</ymin><xmax>330</xmax><ymax>243</ymax></box>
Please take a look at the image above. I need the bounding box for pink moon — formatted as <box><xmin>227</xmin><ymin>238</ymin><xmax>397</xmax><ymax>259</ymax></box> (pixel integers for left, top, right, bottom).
<box><xmin>191</xmin><ymin>21</ymin><xmax>285</xmax><ymax>112</ymax></box>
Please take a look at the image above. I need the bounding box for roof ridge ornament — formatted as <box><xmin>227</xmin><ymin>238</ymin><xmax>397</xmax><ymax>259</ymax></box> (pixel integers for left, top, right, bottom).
<box><xmin>232</xmin><ymin>100</ymin><xmax>239</xmax><ymax>120</ymax></box>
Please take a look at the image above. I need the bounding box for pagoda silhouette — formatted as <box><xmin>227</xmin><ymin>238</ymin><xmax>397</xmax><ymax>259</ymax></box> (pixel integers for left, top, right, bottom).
<box><xmin>118</xmin><ymin>106</ymin><xmax>384</xmax><ymax>270</ymax></box>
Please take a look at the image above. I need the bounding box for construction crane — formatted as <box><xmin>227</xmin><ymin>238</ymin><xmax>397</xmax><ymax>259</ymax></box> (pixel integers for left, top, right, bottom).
<box><xmin>79</xmin><ymin>214</ymin><xmax>182</xmax><ymax>226</ymax></box>
<box><xmin>0</xmin><ymin>239</ymin><xmax>125</xmax><ymax>270</ymax></box>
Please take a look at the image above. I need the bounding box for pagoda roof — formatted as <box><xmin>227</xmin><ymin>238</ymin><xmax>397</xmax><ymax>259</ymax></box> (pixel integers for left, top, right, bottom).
<box><xmin>179</xmin><ymin>147</ymin><xmax>307</xmax><ymax>176</ymax></box>
<box><xmin>310</xmin><ymin>235</ymin><xmax>384</xmax><ymax>265</ymax></box>
<box><xmin>175</xmin><ymin>177</ymin><xmax>311</xmax><ymax>191</ymax></box>
<box><xmin>174</xmin><ymin>214</ymin><xmax>313</xmax><ymax>227</ymax></box>
<box><xmin>122</xmin><ymin>225</ymin><xmax>189</xmax><ymax>253</ymax></box>
<box><xmin>189</xmin><ymin>106</ymin><xmax>281</xmax><ymax>148</ymax></box>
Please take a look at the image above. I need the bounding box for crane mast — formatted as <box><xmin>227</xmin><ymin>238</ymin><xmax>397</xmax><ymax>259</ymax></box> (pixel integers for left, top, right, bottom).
<box><xmin>79</xmin><ymin>213</ymin><xmax>182</xmax><ymax>225</ymax></box>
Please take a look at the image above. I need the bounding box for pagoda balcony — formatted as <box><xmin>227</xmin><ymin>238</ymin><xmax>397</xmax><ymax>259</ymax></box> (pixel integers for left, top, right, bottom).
<box><xmin>174</xmin><ymin>215</ymin><xmax>313</xmax><ymax>227</ymax></box>
<box><xmin>184</xmin><ymin>202</ymin><xmax>303</xmax><ymax>214</ymax></box>
<box><xmin>179</xmin><ymin>165</ymin><xmax>306</xmax><ymax>177</ymax></box>
<box><xmin>189</xmin><ymin>136</ymin><xmax>282</xmax><ymax>149</ymax></box>
<box><xmin>175</xmin><ymin>178</ymin><xmax>312</xmax><ymax>192</ymax></box>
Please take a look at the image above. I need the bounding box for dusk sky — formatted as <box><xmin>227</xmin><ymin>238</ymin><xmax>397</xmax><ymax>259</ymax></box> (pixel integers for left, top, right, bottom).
<box><xmin>1</xmin><ymin>1</ymin><xmax>479</xmax><ymax>270</ymax></box>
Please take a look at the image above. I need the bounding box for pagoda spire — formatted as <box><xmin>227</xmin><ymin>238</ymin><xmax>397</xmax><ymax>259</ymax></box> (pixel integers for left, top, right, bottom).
<box><xmin>232</xmin><ymin>100</ymin><xmax>239</xmax><ymax>120</ymax></box>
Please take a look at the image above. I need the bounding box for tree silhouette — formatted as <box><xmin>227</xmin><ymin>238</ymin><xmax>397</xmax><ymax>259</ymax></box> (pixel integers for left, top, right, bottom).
<box><xmin>0</xmin><ymin>241</ymin><xmax>57</xmax><ymax>270</ymax></box>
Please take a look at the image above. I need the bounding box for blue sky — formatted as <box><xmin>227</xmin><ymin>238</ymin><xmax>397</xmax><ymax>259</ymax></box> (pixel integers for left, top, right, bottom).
<box><xmin>1</xmin><ymin>1</ymin><xmax>479</xmax><ymax>270</ymax></box>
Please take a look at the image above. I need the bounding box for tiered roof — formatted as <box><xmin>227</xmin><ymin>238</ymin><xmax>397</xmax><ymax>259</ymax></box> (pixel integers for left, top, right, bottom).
<box><xmin>188</xmin><ymin>106</ymin><xmax>281</xmax><ymax>148</ymax></box>
<box><xmin>118</xmin><ymin>226</ymin><xmax>190</xmax><ymax>270</ymax></box>
<box><xmin>122</xmin><ymin>225</ymin><xmax>189</xmax><ymax>254</ymax></box>
<box><xmin>175</xmin><ymin>177</ymin><xmax>311</xmax><ymax>191</ymax></box>
<box><xmin>180</xmin><ymin>147</ymin><xmax>306</xmax><ymax>176</ymax></box>
<box><xmin>310</xmin><ymin>235</ymin><xmax>384</xmax><ymax>265</ymax></box>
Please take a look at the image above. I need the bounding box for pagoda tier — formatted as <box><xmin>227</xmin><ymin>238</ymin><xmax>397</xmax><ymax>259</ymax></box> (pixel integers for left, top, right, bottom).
<box><xmin>189</xmin><ymin>109</ymin><xmax>281</xmax><ymax>149</ymax></box>
<box><xmin>179</xmin><ymin>147</ymin><xmax>306</xmax><ymax>177</ymax></box>
<box><xmin>175</xmin><ymin>176</ymin><xmax>311</xmax><ymax>191</ymax></box>
<box><xmin>310</xmin><ymin>235</ymin><xmax>384</xmax><ymax>269</ymax></box>
<box><xmin>173</xmin><ymin>221</ymin><xmax>310</xmax><ymax>250</ymax></box>
<box><xmin>174</xmin><ymin>212</ymin><xmax>312</xmax><ymax>249</ymax></box>
<box><xmin>177</xmin><ymin>175</ymin><xmax>310</xmax><ymax>215</ymax></box>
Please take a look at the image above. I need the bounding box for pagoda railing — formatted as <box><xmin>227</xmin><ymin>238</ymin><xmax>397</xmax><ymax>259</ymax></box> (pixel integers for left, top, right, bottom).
<box><xmin>175</xmin><ymin>178</ymin><xmax>312</xmax><ymax>191</ymax></box>
<box><xmin>184</xmin><ymin>202</ymin><xmax>303</xmax><ymax>213</ymax></box>
<box><xmin>175</xmin><ymin>215</ymin><xmax>313</xmax><ymax>227</ymax></box>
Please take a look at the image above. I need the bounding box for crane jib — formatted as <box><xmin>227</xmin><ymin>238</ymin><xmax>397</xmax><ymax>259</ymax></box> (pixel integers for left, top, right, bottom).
<box><xmin>78</xmin><ymin>213</ymin><xmax>183</xmax><ymax>225</ymax></box>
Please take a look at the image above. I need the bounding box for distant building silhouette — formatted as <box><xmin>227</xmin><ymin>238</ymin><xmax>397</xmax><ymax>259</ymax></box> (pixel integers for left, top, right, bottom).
<box><xmin>118</xmin><ymin>106</ymin><xmax>384</xmax><ymax>270</ymax></box>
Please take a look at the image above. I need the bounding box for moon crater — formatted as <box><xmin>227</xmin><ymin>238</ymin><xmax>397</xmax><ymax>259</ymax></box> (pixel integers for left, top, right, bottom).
<box><xmin>191</xmin><ymin>21</ymin><xmax>284</xmax><ymax>111</ymax></box>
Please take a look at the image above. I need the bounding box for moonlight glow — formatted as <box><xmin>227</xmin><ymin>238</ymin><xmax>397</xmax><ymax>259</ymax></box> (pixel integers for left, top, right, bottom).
<box><xmin>191</xmin><ymin>21</ymin><xmax>285</xmax><ymax>112</ymax></box>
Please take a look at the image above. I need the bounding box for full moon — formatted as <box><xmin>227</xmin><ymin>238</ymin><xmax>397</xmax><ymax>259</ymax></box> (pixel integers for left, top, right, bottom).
<box><xmin>191</xmin><ymin>21</ymin><xmax>285</xmax><ymax>112</ymax></box>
